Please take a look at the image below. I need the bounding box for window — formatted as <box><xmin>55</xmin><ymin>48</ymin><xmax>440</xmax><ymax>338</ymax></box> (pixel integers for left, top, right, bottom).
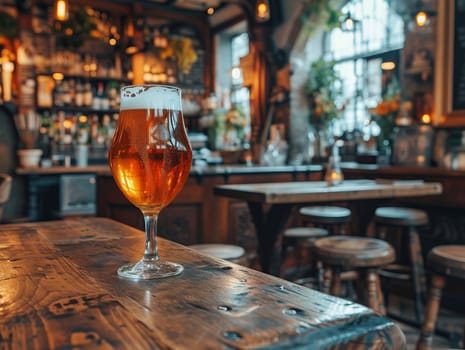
<box><xmin>324</xmin><ymin>0</ymin><xmax>405</xmax><ymax>133</ymax></box>
<box><xmin>230</xmin><ymin>32</ymin><xmax>251</xmax><ymax>137</ymax></box>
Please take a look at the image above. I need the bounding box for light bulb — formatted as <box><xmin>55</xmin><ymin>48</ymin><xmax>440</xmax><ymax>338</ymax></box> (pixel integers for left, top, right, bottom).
<box><xmin>54</xmin><ymin>0</ymin><xmax>69</xmax><ymax>21</ymax></box>
<box><xmin>415</xmin><ymin>11</ymin><xmax>428</xmax><ymax>27</ymax></box>
<box><xmin>256</xmin><ymin>0</ymin><xmax>270</xmax><ymax>22</ymax></box>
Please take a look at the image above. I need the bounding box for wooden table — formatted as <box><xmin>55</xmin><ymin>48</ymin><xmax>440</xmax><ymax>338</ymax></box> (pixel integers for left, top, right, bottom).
<box><xmin>214</xmin><ymin>179</ymin><xmax>443</xmax><ymax>275</ymax></box>
<box><xmin>0</xmin><ymin>218</ymin><xmax>406</xmax><ymax>349</ymax></box>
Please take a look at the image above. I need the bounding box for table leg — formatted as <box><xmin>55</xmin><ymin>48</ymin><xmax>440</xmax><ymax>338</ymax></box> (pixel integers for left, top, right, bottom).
<box><xmin>247</xmin><ymin>203</ymin><xmax>293</xmax><ymax>275</ymax></box>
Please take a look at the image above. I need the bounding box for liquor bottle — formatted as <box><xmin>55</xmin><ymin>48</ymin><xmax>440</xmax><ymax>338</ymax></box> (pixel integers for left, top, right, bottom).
<box><xmin>61</xmin><ymin>81</ymin><xmax>72</xmax><ymax>106</ymax></box>
<box><xmin>93</xmin><ymin>82</ymin><xmax>103</xmax><ymax>110</ymax></box>
<box><xmin>38</xmin><ymin>111</ymin><xmax>52</xmax><ymax>159</ymax></box>
<box><xmin>90</xmin><ymin>113</ymin><xmax>99</xmax><ymax>143</ymax></box>
<box><xmin>74</xmin><ymin>80</ymin><xmax>83</xmax><ymax>107</ymax></box>
<box><xmin>83</xmin><ymin>82</ymin><xmax>93</xmax><ymax>107</ymax></box>
<box><xmin>100</xmin><ymin>83</ymin><xmax>110</xmax><ymax>110</ymax></box>
<box><xmin>54</xmin><ymin>80</ymin><xmax>64</xmax><ymax>107</ymax></box>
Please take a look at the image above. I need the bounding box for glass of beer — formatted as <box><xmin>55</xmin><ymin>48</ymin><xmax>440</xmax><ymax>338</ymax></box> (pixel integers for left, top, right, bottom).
<box><xmin>109</xmin><ymin>85</ymin><xmax>192</xmax><ymax>280</ymax></box>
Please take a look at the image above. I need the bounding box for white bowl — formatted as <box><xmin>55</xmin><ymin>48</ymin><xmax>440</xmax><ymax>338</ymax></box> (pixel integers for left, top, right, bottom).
<box><xmin>17</xmin><ymin>149</ymin><xmax>43</xmax><ymax>168</ymax></box>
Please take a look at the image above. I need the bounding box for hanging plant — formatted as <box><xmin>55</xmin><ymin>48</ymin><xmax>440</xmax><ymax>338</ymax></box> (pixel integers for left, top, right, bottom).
<box><xmin>54</xmin><ymin>8</ymin><xmax>98</xmax><ymax>49</ymax></box>
<box><xmin>301</xmin><ymin>0</ymin><xmax>345</xmax><ymax>38</ymax></box>
<box><xmin>160</xmin><ymin>36</ymin><xmax>197</xmax><ymax>74</ymax></box>
<box><xmin>307</xmin><ymin>58</ymin><xmax>345</xmax><ymax>130</ymax></box>
<box><xmin>0</xmin><ymin>10</ymin><xmax>18</xmax><ymax>40</ymax></box>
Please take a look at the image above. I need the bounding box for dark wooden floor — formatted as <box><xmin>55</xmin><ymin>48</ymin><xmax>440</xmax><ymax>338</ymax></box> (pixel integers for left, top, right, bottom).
<box><xmin>278</xmin><ymin>255</ymin><xmax>464</xmax><ymax>349</ymax></box>
<box><xmin>388</xmin><ymin>294</ymin><xmax>463</xmax><ymax>349</ymax></box>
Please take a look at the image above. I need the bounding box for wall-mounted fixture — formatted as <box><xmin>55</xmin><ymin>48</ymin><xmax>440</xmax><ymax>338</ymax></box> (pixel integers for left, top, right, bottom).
<box><xmin>412</xmin><ymin>0</ymin><xmax>436</xmax><ymax>28</ymax></box>
<box><xmin>415</xmin><ymin>11</ymin><xmax>428</xmax><ymax>26</ymax></box>
<box><xmin>255</xmin><ymin>0</ymin><xmax>270</xmax><ymax>22</ymax></box>
<box><xmin>341</xmin><ymin>12</ymin><xmax>359</xmax><ymax>32</ymax></box>
<box><xmin>54</xmin><ymin>0</ymin><xmax>69</xmax><ymax>21</ymax></box>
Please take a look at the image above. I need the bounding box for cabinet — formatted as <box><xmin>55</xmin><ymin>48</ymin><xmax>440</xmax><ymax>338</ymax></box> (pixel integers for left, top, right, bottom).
<box><xmin>34</xmin><ymin>74</ymin><xmax>131</xmax><ymax>163</ymax></box>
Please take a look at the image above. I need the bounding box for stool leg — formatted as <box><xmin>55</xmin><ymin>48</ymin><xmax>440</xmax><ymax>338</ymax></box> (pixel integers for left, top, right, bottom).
<box><xmin>375</xmin><ymin>271</ymin><xmax>386</xmax><ymax>316</ymax></box>
<box><xmin>330</xmin><ymin>266</ymin><xmax>342</xmax><ymax>296</ymax></box>
<box><xmin>416</xmin><ymin>274</ymin><xmax>446</xmax><ymax>350</ymax></box>
<box><xmin>409</xmin><ymin>227</ymin><xmax>426</xmax><ymax>323</ymax></box>
<box><xmin>322</xmin><ymin>266</ymin><xmax>332</xmax><ymax>294</ymax></box>
<box><xmin>366</xmin><ymin>269</ymin><xmax>385</xmax><ymax>315</ymax></box>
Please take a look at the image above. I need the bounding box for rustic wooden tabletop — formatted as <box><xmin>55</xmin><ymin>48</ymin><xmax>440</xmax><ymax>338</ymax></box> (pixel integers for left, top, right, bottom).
<box><xmin>0</xmin><ymin>217</ymin><xmax>406</xmax><ymax>349</ymax></box>
<box><xmin>213</xmin><ymin>179</ymin><xmax>443</xmax><ymax>204</ymax></box>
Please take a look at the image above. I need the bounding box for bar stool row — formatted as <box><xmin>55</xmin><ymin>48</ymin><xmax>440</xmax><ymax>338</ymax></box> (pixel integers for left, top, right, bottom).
<box><xmin>283</xmin><ymin>204</ymin><xmax>465</xmax><ymax>350</ymax></box>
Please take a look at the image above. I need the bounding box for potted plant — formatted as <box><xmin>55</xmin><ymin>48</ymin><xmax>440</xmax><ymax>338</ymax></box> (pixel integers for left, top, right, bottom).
<box><xmin>306</xmin><ymin>58</ymin><xmax>345</xmax><ymax>161</ymax></box>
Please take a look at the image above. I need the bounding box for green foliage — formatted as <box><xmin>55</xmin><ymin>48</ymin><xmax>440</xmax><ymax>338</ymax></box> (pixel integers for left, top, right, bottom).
<box><xmin>307</xmin><ymin>58</ymin><xmax>344</xmax><ymax>129</ymax></box>
<box><xmin>301</xmin><ymin>0</ymin><xmax>345</xmax><ymax>38</ymax></box>
<box><xmin>0</xmin><ymin>11</ymin><xmax>18</xmax><ymax>39</ymax></box>
<box><xmin>54</xmin><ymin>9</ymin><xmax>98</xmax><ymax>49</ymax></box>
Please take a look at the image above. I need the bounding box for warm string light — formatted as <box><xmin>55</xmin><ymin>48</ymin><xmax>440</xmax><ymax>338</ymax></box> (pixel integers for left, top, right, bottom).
<box><xmin>54</xmin><ymin>0</ymin><xmax>69</xmax><ymax>21</ymax></box>
<box><xmin>421</xmin><ymin>114</ymin><xmax>431</xmax><ymax>124</ymax></box>
<box><xmin>255</xmin><ymin>0</ymin><xmax>270</xmax><ymax>22</ymax></box>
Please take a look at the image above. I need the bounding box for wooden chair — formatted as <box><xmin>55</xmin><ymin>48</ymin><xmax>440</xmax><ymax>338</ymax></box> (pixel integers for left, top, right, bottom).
<box><xmin>0</xmin><ymin>174</ymin><xmax>12</xmax><ymax>223</ymax></box>
<box><xmin>312</xmin><ymin>235</ymin><xmax>396</xmax><ymax>315</ymax></box>
<box><xmin>374</xmin><ymin>206</ymin><xmax>429</xmax><ymax>323</ymax></box>
<box><xmin>299</xmin><ymin>205</ymin><xmax>351</xmax><ymax>235</ymax></box>
<box><xmin>417</xmin><ymin>245</ymin><xmax>465</xmax><ymax>350</ymax></box>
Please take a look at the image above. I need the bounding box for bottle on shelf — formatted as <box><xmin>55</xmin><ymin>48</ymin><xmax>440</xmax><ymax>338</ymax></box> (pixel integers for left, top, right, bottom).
<box><xmin>54</xmin><ymin>80</ymin><xmax>64</xmax><ymax>107</ymax></box>
<box><xmin>93</xmin><ymin>82</ymin><xmax>109</xmax><ymax>110</ymax></box>
<box><xmin>74</xmin><ymin>80</ymin><xmax>84</xmax><ymax>107</ymax></box>
<box><xmin>61</xmin><ymin>81</ymin><xmax>72</xmax><ymax>107</ymax></box>
<box><xmin>38</xmin><ymin>111</ymin><xmax>52</xmax><ymax>159</ymax></box>
<box><xmin>90</xmin><ymin>113</ymin><xmax>100</xmax><ymax>144</ymax></box>
<box><xmin>100</xmin><ymin>83</ymin><xmax>110</xmax><ymax>110</ymax></box>
<box><xmin>83</xmin><ymin>82</ymin><xmax>93</xmax><ymax>107</ymax></box>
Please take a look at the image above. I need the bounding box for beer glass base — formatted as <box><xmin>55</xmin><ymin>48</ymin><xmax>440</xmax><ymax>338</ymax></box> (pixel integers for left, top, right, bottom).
<box><xmin>117</xmin><ymin>260</ymin><xmax>184</xmax><ymax>280</ymax></box>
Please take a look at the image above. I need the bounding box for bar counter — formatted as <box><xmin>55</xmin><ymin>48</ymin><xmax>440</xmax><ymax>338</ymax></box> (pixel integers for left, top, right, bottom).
<box><xmin>0</xmin><ymin>217</ymin><xmax>406</xmax><ymax>349</ymax></box>
<box><xmin>16</xmin><ymin>162</ymin><xmax>465</xmax><ymax>248</ymax></box>
<box><xmin>16</xmin><ymin>164</ymin><xmax>323</xmax><ymax>248</ymax></box>
<box><xmin>16</xmin><ymin>163</ymin><xmax>323</xmax><ymax>177</ymax></box>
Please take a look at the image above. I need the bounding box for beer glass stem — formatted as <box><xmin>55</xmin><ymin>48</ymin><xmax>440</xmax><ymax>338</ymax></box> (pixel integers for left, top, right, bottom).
<box><xmin>143</xmin><ymin>215</ymin><xmax>160</xmax><ymax>262</ymax></box>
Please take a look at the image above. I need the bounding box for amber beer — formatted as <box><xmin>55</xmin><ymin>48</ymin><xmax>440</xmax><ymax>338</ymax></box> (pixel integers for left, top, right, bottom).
<box><xmin>109</xmin><ymin>87</ymin><xmax>192</xmax><ymax>216</ymax></box>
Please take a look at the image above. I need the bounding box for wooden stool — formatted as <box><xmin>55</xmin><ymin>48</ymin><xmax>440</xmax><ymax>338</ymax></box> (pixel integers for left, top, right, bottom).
<box><xmin>281</xmin><ymin>227</ymin><xmax>328</xmax><ymax>281</ymax></box>
<box><xmin>189</xmin><ymin>244</ymin><xmax>248</xmax><ymax>265</ymax></box>
<box><xmin>417</xmin><ymin>245</ymin><xmax>465</xmax><ymax>350</ymax></box>
<box><xmin>312</xmin><ymin>235</ymin><xmax>395</xmax><ymax>315</ymax></box>
<box><xmin>299</xmin><ymin>205</ymin><xmax>351</xmax><ymax>235</ymax></box>
<box><xmin>374</xmin><ymin>206</ymin><xmax>429</xmax><ymax>323</ymax></box>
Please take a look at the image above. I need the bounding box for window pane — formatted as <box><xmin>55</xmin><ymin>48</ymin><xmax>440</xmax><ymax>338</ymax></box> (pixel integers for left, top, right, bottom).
<box><xmin>325</xmin><ymin>0</ymin><xmax>405</xmax><ymax>131</ymax></box>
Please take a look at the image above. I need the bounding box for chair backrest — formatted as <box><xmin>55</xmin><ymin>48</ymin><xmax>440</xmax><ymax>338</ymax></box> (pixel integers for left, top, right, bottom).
<box><xmin>0</xmin><ymin>174</ymin><xmax>12</xmax><ymax>222</ymax></box>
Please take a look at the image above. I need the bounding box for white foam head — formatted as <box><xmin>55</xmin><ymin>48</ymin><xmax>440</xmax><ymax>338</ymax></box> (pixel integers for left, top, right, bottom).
<box><xmin>120</xmin><ymin>85</ymin><xmax>182</xmax><ymax>111</ymax></box>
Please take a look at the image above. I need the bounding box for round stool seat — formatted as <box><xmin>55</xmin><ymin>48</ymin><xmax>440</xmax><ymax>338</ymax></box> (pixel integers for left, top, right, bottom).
<box><xmin>190</xmin><ymin>244</ymin><xmax>245</xmax><ymax>261</ymax></box>
<box><xmin>427</xmin><ymin>245</ymin><xmax>465</xmax><ymax>280</ymax></box>
<box><xmin>313</xmin><ymin>236</ymin><xmax>395</xmax><ymax>268</ymax></box>
<box><xmin>299</xmin><ymin>206</ymin><xmax>351</xmax><ymax>224</ymax></box>
<box><xmin>283</xmin><ymin>227</ymin><xmax>328</xmax><ymax>239</ymax></box>
<box><xmin>374</xmin><ymin>207</ymin><xmax>428</xmax><ymax>226</ymax></box>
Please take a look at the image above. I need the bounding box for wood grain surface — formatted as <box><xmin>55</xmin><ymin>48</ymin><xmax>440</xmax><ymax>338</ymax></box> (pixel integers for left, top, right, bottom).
<box><xmin>0</xmin><ymin>218</ymin><xmax>406</xmax><ymax>349</ymax></box>
<box><xmin>214</xmin><ymin>180</ymin><xmax>442</xmax><ymax>204</ymax></box>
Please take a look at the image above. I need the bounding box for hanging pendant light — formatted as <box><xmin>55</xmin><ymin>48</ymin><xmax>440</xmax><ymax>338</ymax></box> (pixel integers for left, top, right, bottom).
<box><xmin>54</xmin><ymin>0</ymin><xmax>69</xmax><ymax>22</ymax></box>
<box><xmin>255</xmin><ymin>0</ymin><xmax>270</xmax><ymax>22</ymax></box>
<box><xmin>415</xmin><ymin>11</ymin><xmax>429</xmax><ymax>27</ymax></box>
